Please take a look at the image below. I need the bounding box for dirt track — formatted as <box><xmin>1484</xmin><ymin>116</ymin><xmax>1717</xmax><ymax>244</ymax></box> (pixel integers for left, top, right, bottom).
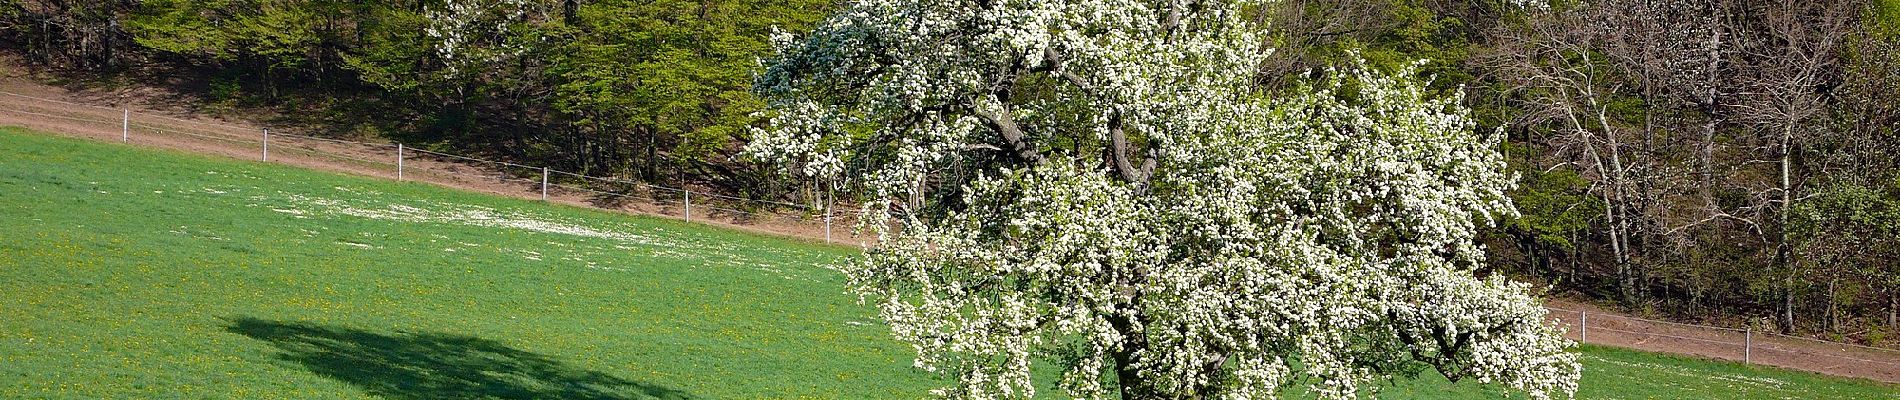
<box><xmin>2</xmin><ymin>67</ymin><xmax>1898</xmax><ymax>385</ymax></box>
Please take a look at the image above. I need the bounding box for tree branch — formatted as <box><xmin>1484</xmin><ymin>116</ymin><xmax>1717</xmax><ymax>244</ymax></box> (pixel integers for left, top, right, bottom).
<box><xmin>973</xmin><ymin>105</ymin><xmax>1046</xmax><ymax>165</ymax></box>
<box><xmin>1039</xmin><ymin>47</ymin><xmax>1156</xmax><ymax>186</ymax></box>
<box><xmin>1107</xmin><ymin>111</ymin><xmax>1156</xmax><ymax>185</ymax></box>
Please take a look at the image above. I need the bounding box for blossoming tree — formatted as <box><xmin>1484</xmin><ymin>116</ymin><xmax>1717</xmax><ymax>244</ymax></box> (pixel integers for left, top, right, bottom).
<box><xmin>745</xmin><ymin>0</ymin><xmax>1580</xmax><ymax>398</ymax></box>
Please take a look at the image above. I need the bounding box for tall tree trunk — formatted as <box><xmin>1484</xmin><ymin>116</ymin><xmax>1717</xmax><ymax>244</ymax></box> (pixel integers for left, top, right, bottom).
<box><xmin>1603</xmin><ymin>190</ymin><xmax>1630</xmax><ymax>302</ymax></box>
<box><xmin>1700</xmin><ymin>27</ymin><xmax>1723</xmax><ymax>212</ymax></box>
<box><xmin>1778</xmin><ymin>125</ymin><xmax>1796</xmax><ymax>333</ymax></box>
<box><xmin>1606</xmin><ymin>120</ymin><xmax>1636</xmax><ymax>304</ymax></box>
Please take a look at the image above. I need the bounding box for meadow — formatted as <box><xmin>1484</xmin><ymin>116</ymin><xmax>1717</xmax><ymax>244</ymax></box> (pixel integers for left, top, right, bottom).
<box><xmin>1</xmin><ymin>126</ymin><xmax>1895</xmax><ymax>399</ymax></box>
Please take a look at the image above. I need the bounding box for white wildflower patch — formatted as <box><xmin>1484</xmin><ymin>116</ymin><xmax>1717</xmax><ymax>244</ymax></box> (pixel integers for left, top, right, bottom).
<box><xmin>584</xmin><ymin>263</ymin><xmax>632</xmax><ymax>272</ymax></box>
<box><xmin>258</xmin><ymin>192</ymin><xmax>679</xmax><ymax>248</ymax></box>
<box><xmin>239</xmin><ymin>189</ymin><xmax>790</xmax><ymax>277</ymax></box>
<box><xmin>1588</xmin><ymin>356</ymin><xmax>1787</xmax><ymax>390</ymax></box>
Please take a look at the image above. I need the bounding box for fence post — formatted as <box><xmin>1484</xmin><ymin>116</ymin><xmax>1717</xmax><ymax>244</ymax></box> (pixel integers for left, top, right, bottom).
<box><xmin>1745</xmin><ymin>327</ymin><xmax>1753</xmax><ymax>364</ymax></box>
<box><xmin>824</xmin><ymin>204</ymin><xmax>832</xmax><ymax>244</ymax></box>
<box><xmin>261</xmin><ymin>128</ymin><xmax>269</xmax><ymax>161</ymax></box>
<box><xmin>121</xmin><ymin>109</ymin><xmax>128</xmax><ymax>143</ymax></box>
<box><xmin>541</xmin><ymin>167</ymin><xmax>550</xmax><ymax>201</ymax></box>
<box><xmin>1580</xmin><ymin>311</ymin><xmax>1588</xmax><ymax>343</ymax></box>
<box><xmin>684</xmin><ymin>190</ymin><xmax>692</xmax><ymax>221</ymax></box>
<box><xmin>396</xmin><ymin>143</ymin><xmax>404</xmax><ymax>181</ymax></box>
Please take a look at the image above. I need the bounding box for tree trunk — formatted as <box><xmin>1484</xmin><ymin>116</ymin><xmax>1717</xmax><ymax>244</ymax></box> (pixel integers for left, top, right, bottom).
<box><xmin>1107</xmin><ymin>312</ymin><xmax>1155</xmax><ymax>398</ymax></box>
<box><xmin>1603</xmin><ymin>190</ymin><xmax>1631</xmax><ymax>304</ymax></box>
<box><xmin>1778</xmin><ymin>125</ymin><xmax>1796</xmax><ymax>334</ymax></box>
<box><xmin>1112</xmin><ymin>348</ymin><xmax>1150</xmax><ymax>399</ymax></box>
<box><xmin>1700</xmin><ymin>27</ymin><xmax>1723</xmax><ymax>213</ymax></box>
<box><xmin>1889</xmin><ymin>290</ymin><xmax>1896</xmax><ymax>330</ymax></box>
<box><xmin>1783</xmin><ymin>285</ymin><xmax>1796</xmax><ymax>334</ymax></box>
<box><xmin>1519</xmin><ymin>232</ymin><xmax>1540</xmax><ymax>278</ymax></box>
<box><xmin>1599</xmin><ymin>103</ymin><xmax>1637</xmax><ymax>305</ymax></box>
<box><xmin>1827</xmin><ymin>277</ymin><xmax>1839</xmax><ymax>333</ymax></box>
<box><xmin>642</xmin><ymin>127</ymin><xmax>658</xmax><ymax>181</ymax></box>
<box><xmin>1569</xmin><ymin>231</ymin><xmax>1580</xmax><ymax>285</ymax></box>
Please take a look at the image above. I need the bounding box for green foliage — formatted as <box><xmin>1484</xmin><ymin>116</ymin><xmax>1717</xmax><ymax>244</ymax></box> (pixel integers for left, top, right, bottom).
<box><xmin>105</xmin><ymin>0</ymin><xmax>827</xmax><ymax>184</ymax></box>
<box><xmin>547</xmin><ymin>0</ymin><xmax>827</xmax><ymax>173</ymax></box>
<box><xmin>1262</xmin><ymin>0</ymin><xmax>1488</xmax><ymax>91</ymax></box>
<box><xmin>1791</xmin><ymin>182</ymin><xmax>1900</xmax><ymax>240</ymax></box>
<box><xmin>1506</xmin><ymin>141</ymin><xmax>1602</xmax><ymax>252</ymax></box>
<box><xmin>1790</xmin><ymin>181</ymin><xmax>1900</xmax><ymax>298</ymax></box>
<box><xmin>1879</xmin><ymin>0</ymin><xmax>1900</xmax><ymax>30</ymax></box>
<box><xmin>128</xmin><ymin>1</ymin><xmax>376</xmax><ymax>77</ymax></box>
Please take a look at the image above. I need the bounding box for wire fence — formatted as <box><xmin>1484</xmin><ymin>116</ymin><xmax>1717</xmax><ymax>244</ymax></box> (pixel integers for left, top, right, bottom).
<box><xmin>1545</xmin><ymin>306</ymin><xmax>1900</xmax><ymax>382</ymax></box>
<box><xmin>6</xmin><ymin>90</ymin><xmax>1900</xmax><ymax>382</ymax></box>
<box><xmin>0</xmin><ymin>90</ymin><xmax>866</xmax><ymax>245</ymax></box>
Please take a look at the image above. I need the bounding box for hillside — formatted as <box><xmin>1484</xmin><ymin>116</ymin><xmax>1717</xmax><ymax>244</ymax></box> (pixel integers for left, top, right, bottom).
<box><xmin>4</xmin><ymin>1</ymin><xmax>1898</xmax><ymax>344</ymax></box>
<box><xmin>3</xmin><ymin>126</ymin><xmax>1898</xmax><ymax>398</ymax></box>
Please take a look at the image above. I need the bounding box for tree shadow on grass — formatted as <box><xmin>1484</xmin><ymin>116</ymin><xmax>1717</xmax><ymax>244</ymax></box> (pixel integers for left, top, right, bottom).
<box><xmin>225</xmin><ymin>317</ymin><xmax>694</xmax><ymax>400</ymax></box>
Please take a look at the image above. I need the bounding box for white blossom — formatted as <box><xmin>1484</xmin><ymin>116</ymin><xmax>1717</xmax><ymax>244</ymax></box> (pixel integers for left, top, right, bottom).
<box><xmin>423</xmin><ymin>0</ymin><xmax>544</xmax><ymax>78</ymax></box>
<box><xmin>747</xmin><ymin>1</ymin><xmax>1580</xmax><ymax>398</ymax></box>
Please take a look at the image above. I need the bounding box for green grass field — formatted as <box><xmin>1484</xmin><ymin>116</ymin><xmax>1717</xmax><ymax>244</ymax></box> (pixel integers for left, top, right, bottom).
<box><xmin>2</xmin><ymin>126</ymin><xmax>1896</xmax><ymax>399</ymax></box>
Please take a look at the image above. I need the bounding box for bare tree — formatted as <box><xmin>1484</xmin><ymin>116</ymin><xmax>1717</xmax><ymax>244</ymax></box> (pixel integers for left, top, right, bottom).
<box><xmin>1484</xmin><ymin>0</ymin><xmax>1723</xmax><ymax>305</ymax></box>
<box><xmin>1726</xmin><ymin>0</ymin><xmax>1857</xmax><ymax>332</ymax></box>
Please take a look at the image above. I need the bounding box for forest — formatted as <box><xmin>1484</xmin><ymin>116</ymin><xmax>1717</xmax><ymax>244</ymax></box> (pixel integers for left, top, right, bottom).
<box><xmin>3</xmin><ymin>0</ymin><xmax>1898</xmax><ymax>345</ymax></box>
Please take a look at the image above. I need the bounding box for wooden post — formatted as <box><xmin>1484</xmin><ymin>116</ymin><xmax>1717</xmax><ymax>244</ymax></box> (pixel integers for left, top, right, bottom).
<box><xmin>541</xmin><ymin>167</ymin><xmax>550</xmax><ymax>201</ymax></box>
<box><xmin>396</xmin><ymin>143</ymin><xmax>404</xmax><ymax>181</ymax></box>
<box><xmin>121</xmin><ymin>109</ymin><xmax>128</xmax><ymax>143</ymax></box>
<box><xmin>1745</xmin><ymin>327</ymin><xmax>1752</xmax><ymax>364</ymax></box>
<box><xmin>684</xmin><ymin>190</ymin><xmax>692</xmax><ymax>221</ymax></box>
<box><xmin>1580</xmin><ymin>311</ymin><xmax>1588</xmax><ymax>343</ymax></box>
<box><xmin>261</xmin><ymin>128</ymin><xmax>269</xmax><ymax>161</ymax></box>
<box><xmin>822</xmin><ymin>187</ymin><xmax>833</xmax><ymax>243</ymax></box>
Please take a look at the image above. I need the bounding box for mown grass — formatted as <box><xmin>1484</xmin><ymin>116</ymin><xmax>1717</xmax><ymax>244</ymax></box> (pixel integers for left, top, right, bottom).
<box><xmin>1</xmin><ymin>126</ymin><xmax>1895</xmax><ymax>399</ymax></box>
<box><xmin>1366</xmin><ymin>344</ymin><xmax>1900</xmax><ymax>399</ymax></box>
<box><xmin>0</xmin><ymin>127</ymin><xmax>937</xmax><ymax>398</ymax></box>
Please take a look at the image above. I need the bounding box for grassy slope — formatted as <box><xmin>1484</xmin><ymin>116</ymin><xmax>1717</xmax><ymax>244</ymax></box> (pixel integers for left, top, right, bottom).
<box><xmin>0</xmin><ymin>127</ymin><xmax>937</xmax><ymax>398</ymax></box>
<box><xmin>1371</xmin><ymin>344</ymin><xmax>1899</xmax><ymax>399</ymax></box>
<box><xmin>0</xmin><ymin>126</ymin><xmax>1894</xmax><ymax>399</ymax></box>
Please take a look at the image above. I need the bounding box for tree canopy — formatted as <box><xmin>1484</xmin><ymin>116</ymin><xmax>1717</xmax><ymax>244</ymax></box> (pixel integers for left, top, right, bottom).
<box><xmin>745</xmin><ymin>1</ymin><xmax>1578</xmax><ymax>398</ymax></box>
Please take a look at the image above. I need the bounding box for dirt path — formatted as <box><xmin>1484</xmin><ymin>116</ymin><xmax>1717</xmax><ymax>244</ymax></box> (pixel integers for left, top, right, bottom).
<box><xmin>1542</xmin><ymin>300</ymin><xmax>1900</xmax><ymax>383</ymax></box>
<box><xmin>2</xmin><ymin>69</ymin><xmax>1897</xmax><ymax>385</ymax></box>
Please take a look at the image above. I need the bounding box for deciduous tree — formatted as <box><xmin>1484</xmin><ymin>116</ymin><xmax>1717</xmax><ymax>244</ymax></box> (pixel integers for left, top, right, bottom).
<box><xmin>747</xmin><ymin>1</ymin><xmax>1579</xmax><ymax>398</ymax></box>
